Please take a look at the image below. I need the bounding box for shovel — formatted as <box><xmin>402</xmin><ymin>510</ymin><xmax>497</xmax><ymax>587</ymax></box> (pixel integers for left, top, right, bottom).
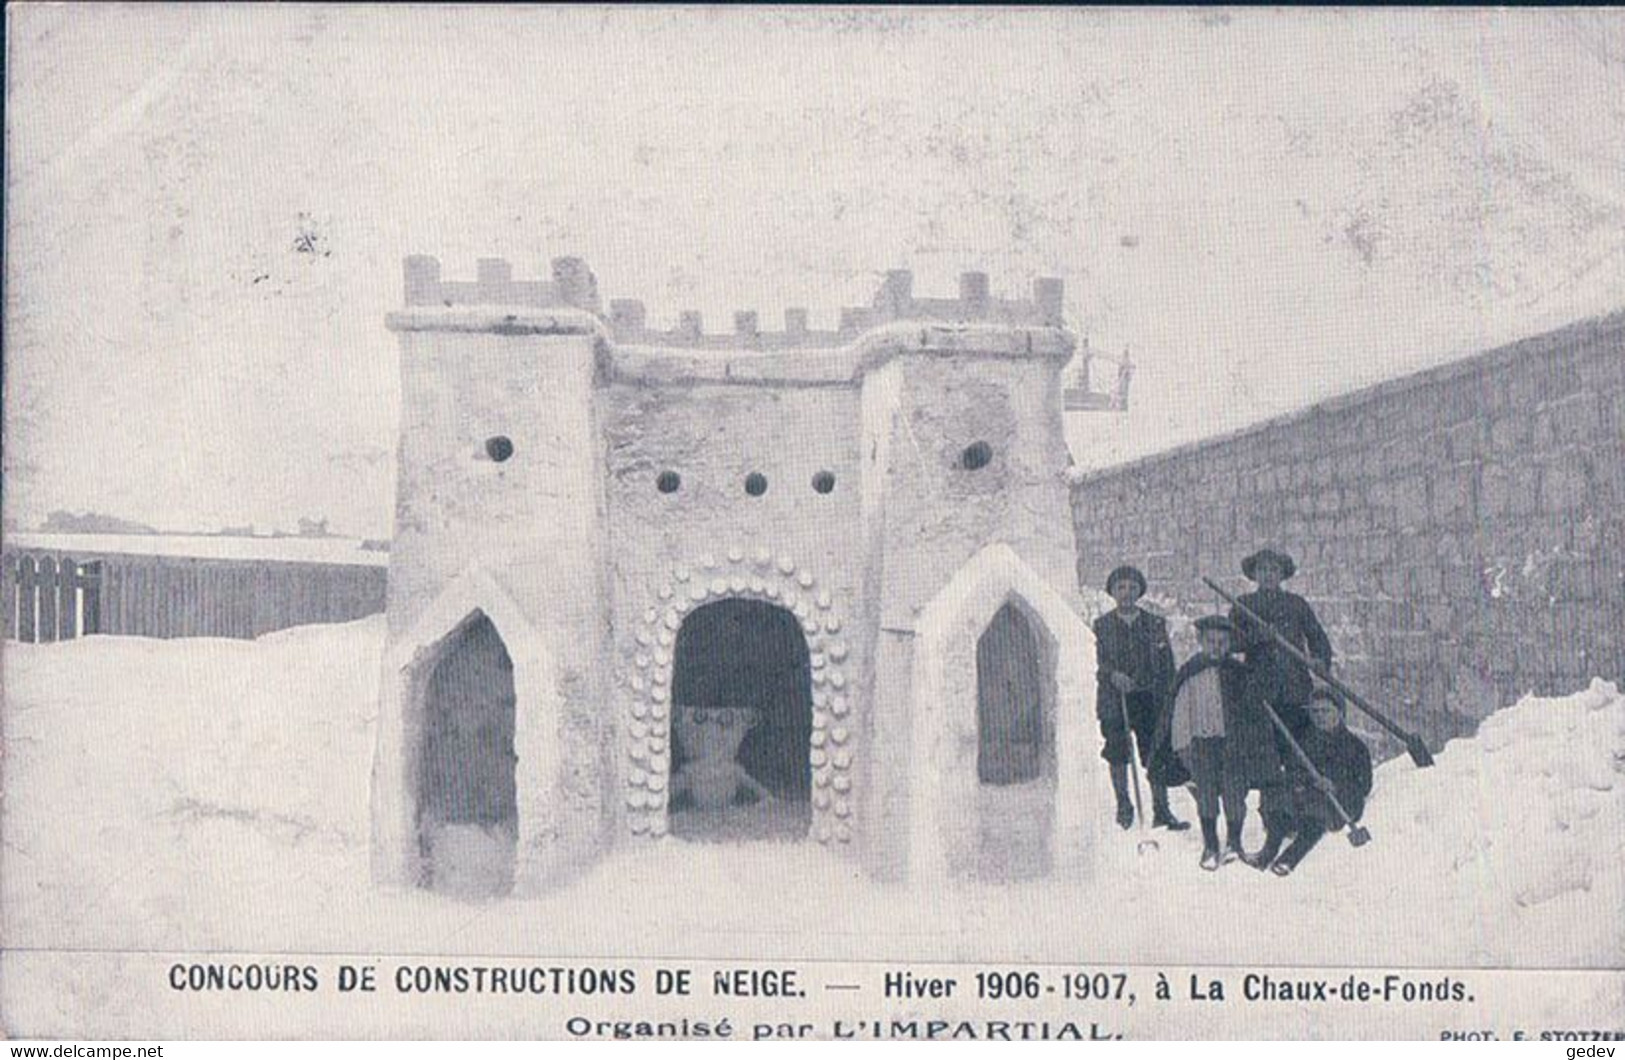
<box><xmin>1203</xmin><ymin>576</ymin><xmax>1435</xmax><ymax>768</ymax></box>
<box><xmin>1258</xmin><ymin>697</ymin><xmax>1372</xmax><ymax>848</ymax></box>
<box><xmin>1118</xmin><ymin>689</ymin><xmax>1160</xmax><ymax>855</ymax></box>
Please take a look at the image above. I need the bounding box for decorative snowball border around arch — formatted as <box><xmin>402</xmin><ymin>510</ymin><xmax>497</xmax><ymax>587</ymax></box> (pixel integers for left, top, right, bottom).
<box><xmin>621</xmin><ymin>546</ymin><xmax>855</xmax><ymax>845</ymax></box>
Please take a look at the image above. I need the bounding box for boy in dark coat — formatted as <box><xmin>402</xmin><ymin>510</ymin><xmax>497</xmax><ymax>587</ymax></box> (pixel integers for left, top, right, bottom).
<box><xmin>1154</xmin><ymin>616</ymin><xmax>1284</xmax><ymax>871</ymax></box>
<box><xmin>1263</xmin><ymin>689</ymin><xmax>1373</xmax><ymax>876</ymax></box>
<box><xmin>1093</xmin><ymin>565</ymin><xmax>1188</xmax><ymax>831</ymax></box>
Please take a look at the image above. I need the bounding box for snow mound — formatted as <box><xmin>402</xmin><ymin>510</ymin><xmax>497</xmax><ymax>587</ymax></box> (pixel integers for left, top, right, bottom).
<box><xmin>1347</xmin><ymin>678</ymin><xmax>1625</xmax><ymax>959</ymax></box>
<box><xmin>3</xmin><ymin>622</ymin><xmax>1621</xmax><ymax>967</ymax></box>
<box><xmin>2</xmin><ymin>619</ymin><xmax>383</xmax><ymax>951</ymax></box>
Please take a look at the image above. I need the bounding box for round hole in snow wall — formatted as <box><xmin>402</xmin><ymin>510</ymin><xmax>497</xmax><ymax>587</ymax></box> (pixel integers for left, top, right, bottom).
<box><xmin>811</xmin><ymin>471</ymin><xmax>836</xmax><ymax>494</ymax></box>
<box><xmin>485</xmin><ymin>436</ymin><xmax>514</xmax><ymax>462</ymax></box>
<box><xmin>745</xmin><ymin>472</ymin><xmax>769</xmax><ymax>497</ymax></box>
<box><xmin>960</xmin><ymin>441</ymin><xmax>993</xmax><ymax>470</ymax></box>
<box><xmin>656</xmin><ymin>470</ymin><xmax>681</xmax><ymax>494</ymax></box>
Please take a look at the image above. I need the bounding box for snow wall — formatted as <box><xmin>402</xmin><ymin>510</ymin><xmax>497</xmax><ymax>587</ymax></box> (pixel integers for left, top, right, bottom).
<box><xmin>1071</xmin><ymin>310</ymin><xmax>1625</xmax><ymax>758</ymax></box>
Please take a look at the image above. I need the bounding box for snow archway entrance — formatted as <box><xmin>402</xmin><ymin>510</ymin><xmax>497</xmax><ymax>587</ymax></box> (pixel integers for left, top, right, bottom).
<box><xmin>619</xmin><ymin>552</ymin><xmax>854</xmax><ymax>847</ymax></box>
<box><xmin>668</xmin><ymin>598</ymin><xmax>813</xmax><ymax>841</ymax></box>
<box><xmin>910</xmin><ymin>543</ymin><xmax>1095</xmax><ymax>883</ymax></box>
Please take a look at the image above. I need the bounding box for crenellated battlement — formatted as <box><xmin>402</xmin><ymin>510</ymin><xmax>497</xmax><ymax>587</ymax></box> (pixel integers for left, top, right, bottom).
<box><xmin>399</xmin><ymin>258</ymin><xmax>1068</xmax><ymax>349</ymax></box>
<box><xmin>606</xmin><ymin>268</ymin><xmax>1067</xmax><ymax>348</ymax></box>
<box><xmin>402</xmin><ymin>255</ymin><xmax>602</xmax><ymax>313</ymax></box>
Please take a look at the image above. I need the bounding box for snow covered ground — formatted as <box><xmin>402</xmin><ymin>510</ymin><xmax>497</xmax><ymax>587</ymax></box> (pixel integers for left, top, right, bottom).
<box><xmin>3</xmin><ymin>617</ymin><xmax>1621</xmax><ymax>968</ymax></box>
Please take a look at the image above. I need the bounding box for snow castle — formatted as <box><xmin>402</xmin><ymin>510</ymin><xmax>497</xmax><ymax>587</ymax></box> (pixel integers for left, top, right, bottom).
<box><xmin>370</xmin><ymin>254</ymin><xmax>1121</xmax><ymax>895</ymax></box>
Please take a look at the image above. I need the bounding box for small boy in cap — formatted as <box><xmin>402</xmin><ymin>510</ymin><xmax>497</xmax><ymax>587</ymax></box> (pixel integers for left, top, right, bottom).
<box><xmin>1093</xmin><ymin>564</ymin><xmax>1188</xmax><ymax>831</ymax></box>
<box><xmin>1260</xmin><ymin>688</ymin><xmax>1373</xmax><ymax>876</ymax></box>
<box><xmin>1155</xmin><ymin>615</ymin><xmax>1284</xmax><ymax>870</ymax></box>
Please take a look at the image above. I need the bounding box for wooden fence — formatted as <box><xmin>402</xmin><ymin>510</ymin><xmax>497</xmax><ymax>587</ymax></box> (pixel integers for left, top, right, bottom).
<box><xmin>2</xmin><ymin>549</ymin><xmax>387</xmax><ymax>642</ymax></box>
<box><xmin>1</xmin><ymin>554</ymin><xmax>103</xmax><ymax>642</ymax></box>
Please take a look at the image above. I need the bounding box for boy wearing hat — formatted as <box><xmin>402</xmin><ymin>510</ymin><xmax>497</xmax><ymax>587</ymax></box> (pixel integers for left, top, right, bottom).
<box><xmin>1229</xmin><ymin>547</ymin><xmax>1334</xmax><ymax>738</ymax></box>
<box><xmin>1093</xmin><ymin>565</ymin><xmax>1188</xmax><ymax>831</ymax></box>
<box><xmin>1260</xmin><ymin>689</ymin><xmax>1373</xmax><ymax>876</ymax></box>
<box><xmin>1155</xmin><ymin>615</ymin><xmax>1284</xmax><ymax>871</ymax></box>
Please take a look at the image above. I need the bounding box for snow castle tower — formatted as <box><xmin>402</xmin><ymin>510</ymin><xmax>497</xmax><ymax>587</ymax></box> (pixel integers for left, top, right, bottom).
<box><xmin>371</xmin><ymin>253</ymin><xmax>1119</xmax><ymax>896</ymax></box>
<box><xmin>371</xmin><ymin>256</ymin><xmax>614</xmax><ymax>894</ymax></box>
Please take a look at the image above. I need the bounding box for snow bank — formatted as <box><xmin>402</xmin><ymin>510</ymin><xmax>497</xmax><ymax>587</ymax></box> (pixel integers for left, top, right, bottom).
<box><xmin>1347</xmin><ymin>678</ymin><xmax>1625</xmax><ymax>964</ymax></box>
<box><xmin>3</xmin><ymin>621</ymin><xmax>1620</xmax><ymax>967</ymax></box>
<box><xmin>2</xmin><ymin>620</ymin><xmax>382</xmax><ymax>952</ymax></box>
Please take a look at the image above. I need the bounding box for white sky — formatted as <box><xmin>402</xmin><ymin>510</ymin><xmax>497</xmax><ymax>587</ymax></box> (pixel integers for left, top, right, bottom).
<box><xmin>6</xmin><ymin>6</ymin><xmax>1624</xmax><ymax>538</ymax></box>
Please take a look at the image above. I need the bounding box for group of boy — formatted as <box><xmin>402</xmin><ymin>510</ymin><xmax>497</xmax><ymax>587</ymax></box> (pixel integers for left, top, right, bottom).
<box><xmin>1092</xmin><ymin>549</ymin><xmax>1373</xmax><ymax>874</ymax></box>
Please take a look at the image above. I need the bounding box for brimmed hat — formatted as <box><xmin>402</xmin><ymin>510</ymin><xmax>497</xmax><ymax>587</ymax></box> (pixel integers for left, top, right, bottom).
<box><xmin>1193</xmin><ymin>614</ymin><xmax>1234</xmax><ymax>634</ymax></box>
<box><xmin>1104</xmin><ymin>564</ymin><xmax>1148</xmax><ymax>599</ymax></box>
<box><xmin>1242</xmin><ymin>547</ymin><xmax>1297</xmax><ymax>581</ymax></box>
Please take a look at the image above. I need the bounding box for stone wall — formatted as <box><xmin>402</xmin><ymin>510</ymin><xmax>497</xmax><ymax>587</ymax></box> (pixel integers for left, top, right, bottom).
<box><xmin>1071</xmin><ymin>311</ymin><xmax>1625</xmax><ymax>758</ymax></box>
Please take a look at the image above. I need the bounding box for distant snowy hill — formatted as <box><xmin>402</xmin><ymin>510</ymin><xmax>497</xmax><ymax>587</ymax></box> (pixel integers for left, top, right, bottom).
<box><xmin>3</xmin><ymin>530</ymin><xmax>388</xmax><ymax>566</ymax></box>
<box><xmin>6</xmin><ymin>7</ymin><xmax>1623</xmax><ymax>534</ymax></box>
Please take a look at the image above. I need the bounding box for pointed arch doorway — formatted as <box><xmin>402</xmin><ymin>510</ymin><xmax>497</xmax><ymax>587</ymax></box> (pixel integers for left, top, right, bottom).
<box><xmin>416</xmin><ymin>612</ymin><xmax>518</xmax><ymax>896</ymax></box>
<box><xmin>973</xmin><ymin>598</ymin><xmax>1058</xmax><ymax>877</ymax></box>
<box><xmin>908</xmin><ymin>543</ymin><xmax>1096</xmax><ymax>884</ymax></box>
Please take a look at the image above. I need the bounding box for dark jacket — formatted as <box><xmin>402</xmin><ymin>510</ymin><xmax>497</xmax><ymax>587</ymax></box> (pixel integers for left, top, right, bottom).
<box><xmin>1230</xmin><ymin>588</ymin><xmax>1333</xmax><ymax>708</ymax></box>
<box><xmin>1288</xmin><ymin>726</ymin><xmax>1373</xmax><ymax>828</ymax></box>
<box><xmin>1092</xmin><ymin>608</ymin><xmax>1175</xmax><ymax>721</ymax></box>
<box><xmin>1152</xmin><ymin>654</ymin><xmax>1283</xmax><ymax>790</ymax></box>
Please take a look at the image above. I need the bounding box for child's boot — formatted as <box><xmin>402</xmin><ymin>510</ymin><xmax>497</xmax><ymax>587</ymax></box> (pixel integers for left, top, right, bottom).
<box><xmin>1199</xmin><ymin>816</ymin><xmax>1221</xmax><ymax>871</ymax></box>
<box><xmin>1253</xmin><ymin>829</ymin><xmax>1285</xmax><ymax>872</ymax></box>
<box><xmin>1109</xmin><ymin>763</ymin><xmax>1134</xmax><ymax>829</ymax></box>
<box><xmin>1273</xmin><ymin>825</ymin><xmax>1325</xmax><ymax>876</ymax></box>
<box><xmin>1223</xmin><ymin>815</ymin><xmax>1249</xmax><ymax>866</ymax></box>
<box><xmin>1150</xmin><ymin>784</ymin><xmax>1190</xmax><ymax>831</ymax></box>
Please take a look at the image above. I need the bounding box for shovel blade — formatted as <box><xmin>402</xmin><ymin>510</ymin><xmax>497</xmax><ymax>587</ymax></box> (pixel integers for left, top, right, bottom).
<box><xmin>1347</xmin><ymin>825</ymin><xmax>1372</xmax><ymax>847</ymax></box>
